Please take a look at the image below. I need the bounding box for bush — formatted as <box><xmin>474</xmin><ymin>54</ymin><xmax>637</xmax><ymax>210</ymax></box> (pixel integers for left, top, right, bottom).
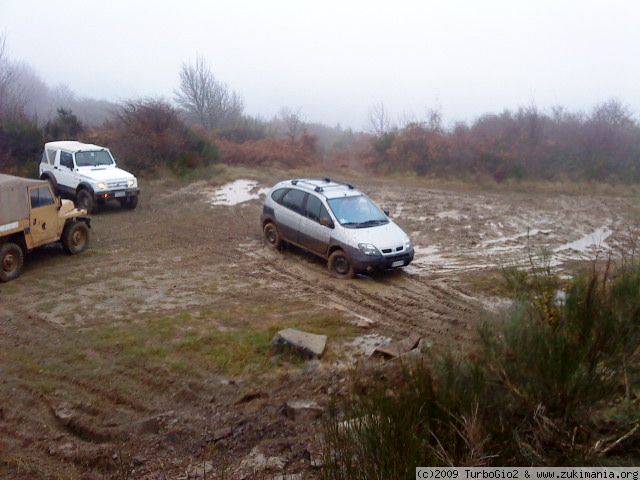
<box><xmin>215</xmin><ymin>137</ymin><xmax>317</xmax><ymax>168</ymax></box>
<box><xmin>323</xmin><ymin>262</ymin><xmax>640</xmax><ymax>477</ymax></box>
<box><xmin>216</xmin><ymin>115</ymin><xmax>269</xmax><ymax>143</ymax></box>
<box><xmin>43</xmin><ymin>107</ymin><xmax>84</xmax><ymax>141</ymax></box>
<box><xmin>0</xmin><ymin>118</ymin><xmax>43</xmax><ymax>176</ymax></box>
<box><xmin>93</xmin><ymin>99</ymin><xmax>218</xmax><ymax>175</ymax></box>
<box><xmin>367</xmin><ymin>101</ymin><xmax>640</xmax><ymax>183</ymax></box>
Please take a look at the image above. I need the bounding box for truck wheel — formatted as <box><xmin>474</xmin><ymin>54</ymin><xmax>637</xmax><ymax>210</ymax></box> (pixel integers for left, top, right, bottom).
<box><xmin>328</xmin><ymin>249</ymin><xmax>355</xmax><ymax>279</ymax></box>
<box><xmin>0</xmin><ymin>242</ymin><xmax>24</xmax><ymax>282</ymax></box>
<box><xmin>62</xmin><ymin>222</ymin><xmax>90</xmax><ymax>254</ymax></box>
<box><xmin>119</xmin><ymin>196</ymin><xmax>138</xmax><ymax>210</ymax></box>
<box><xmin>76</xmin><ymin>189</ymin><xmax>94</xmax><ymax>214</ymax></box>
<box><xmin>263</xmin><ymin>222</ymin><xmax>282</xmax><ymax>249</ymax></box>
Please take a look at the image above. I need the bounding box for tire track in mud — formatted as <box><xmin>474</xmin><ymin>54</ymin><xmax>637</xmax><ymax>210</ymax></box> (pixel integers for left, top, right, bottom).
<box><xmin>249</xmin><ymin>243</ymin><xmax>480</xmax><ymax>342</ymax></box>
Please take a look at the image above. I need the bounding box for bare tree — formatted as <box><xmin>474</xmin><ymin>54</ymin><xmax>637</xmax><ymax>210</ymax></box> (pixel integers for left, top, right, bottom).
<box><xmin>0</xmin><ymin>34</ymin><xmax>9</xmax><ymax>115</ymax></box>
<box><xmin>426</xmin><ymin>107</ymin><xmax>443</xmax><ymax>133</ymax></box>
<box><xmin>174</xmin><ymin>56</ymin><xmax>244</xmax><ymax>131</ymax></box>
<box><xmin>278</xmin><ymin>107</ymin><xmax>304</xmax><ymax>143</ymax></box>
<box><xmin>367</xmin><ymin>102</ymin><xmax>390</xmax><ymax>136</ymax></box>
<box><xmin>0</xmin><ymin>33</ymin><xmax>23</xmax><ymax>120</ymax></box>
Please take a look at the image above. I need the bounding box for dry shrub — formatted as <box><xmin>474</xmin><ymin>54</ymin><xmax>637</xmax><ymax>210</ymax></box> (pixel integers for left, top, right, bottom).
<box><xmin>323</xmin><ymin>260</ymin><xmax>640</xmax><ymax>478</ymax></box>
<box><xmin>90</xmin><ymin>99</ymin><xmax>218</xmax><ymax>175</ymax></box>
<box><xmin>367</xmin><ymin>100</ymin><xmax>640</xmax><ymax>183</ymax></box>
<box><xmin>215</xmin><ymin>136</ymin><xmax>318</xmax><ymax>168</ymax></box>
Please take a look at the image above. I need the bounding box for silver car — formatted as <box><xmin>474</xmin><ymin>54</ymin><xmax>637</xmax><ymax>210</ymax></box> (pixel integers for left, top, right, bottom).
<box><xmin>261</xmin><ymin>179</ymin><xmax>414</xmax><ymax>278</ymax></box>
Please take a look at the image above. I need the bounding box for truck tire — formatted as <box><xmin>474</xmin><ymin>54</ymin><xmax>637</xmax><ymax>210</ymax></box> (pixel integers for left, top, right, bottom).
<box><xmin>0</xmin><ymin>242</ymin><xmax>24</xmax><ymax>282</ymax></box>
<box><xmin>76</xmin><ymin>189</ymin><xmax>94</xmax><ymax>214</ymax></box>
<box><xmin>328</xmin><ymin>249</ymin><xmax>355</xmax><ymax>279</ymax></box>
<box><xmin>62</xmin><ymin>221</ymin><xmax>90</xmax><ymax>254</ymax></box>
<box><xmin>119</xmin><ymin>196</ymin><xmax>138</xmax><ymax>210</ymax></box>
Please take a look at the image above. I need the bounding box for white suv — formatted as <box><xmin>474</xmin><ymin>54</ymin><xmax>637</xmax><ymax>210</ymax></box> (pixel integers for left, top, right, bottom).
<box><xmin>261</xmin><ymin>179</ymin><xmax>414</xmax><ymax>278</ymax></box>
<box><xmin>39</xmin><ymin>141</ymin><xmax>139</xmax><ymax>213</ymax></box>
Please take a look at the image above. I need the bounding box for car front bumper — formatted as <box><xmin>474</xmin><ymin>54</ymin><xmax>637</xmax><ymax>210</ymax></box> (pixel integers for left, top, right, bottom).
<box><xmin>349</xmin><ymin>247</ymin><xmax>415</xmax><ymax>273</ymax></box>
<box><xmin>94</xmin><ymin>188</ymin><xmax>139</xmax><ymax>200</ymax></box>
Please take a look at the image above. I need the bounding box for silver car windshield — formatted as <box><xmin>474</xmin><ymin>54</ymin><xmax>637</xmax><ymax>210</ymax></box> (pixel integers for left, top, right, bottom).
<box><xmin>75</xmin><ymin>150</ymin><xmax>114</xmax><ymax>167</ymax></box>
<box><xmin>327</xmin><ymin>195</ymin><xmax>389</xmax><ymax>228</ymax></box>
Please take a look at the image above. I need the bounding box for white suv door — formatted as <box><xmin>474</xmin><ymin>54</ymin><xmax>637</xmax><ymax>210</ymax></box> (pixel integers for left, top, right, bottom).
<box><xmin>55</xmin><ymin>151</ymin><xmax>79</xmax><ymax>190</ymax></box>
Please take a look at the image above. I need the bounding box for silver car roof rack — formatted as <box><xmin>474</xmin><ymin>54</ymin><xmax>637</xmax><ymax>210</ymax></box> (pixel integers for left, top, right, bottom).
<box><xmin>290</xmin><ymin>179</ymin><xmax>355</xmax><ymax>194</ymax></box>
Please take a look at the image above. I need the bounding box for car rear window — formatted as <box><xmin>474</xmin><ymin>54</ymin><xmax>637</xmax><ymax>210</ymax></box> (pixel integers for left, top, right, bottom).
<box><xmin>271</xmin><ymin>188</ymin><xmax>287</xmax><ymax>204</ymax></box>
<box><xmin>281</xmin><ymin>189</ymin><xmax>307</xmax><ymax>214</ymax></box>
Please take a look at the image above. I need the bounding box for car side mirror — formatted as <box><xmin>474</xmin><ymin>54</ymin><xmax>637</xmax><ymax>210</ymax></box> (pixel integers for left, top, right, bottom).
<box><xmin>383</xmin><ymin>209</ymin><xmax>390</xmax><ymax>217</ymax></box>
<box><xmin>320</xmin><ymin>217</ymin><xmax>334</xmax><ymax>229</ymax></box>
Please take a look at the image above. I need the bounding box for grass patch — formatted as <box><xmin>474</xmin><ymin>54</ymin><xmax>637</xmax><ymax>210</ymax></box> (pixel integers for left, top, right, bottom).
<box><xmin>323</xmin><ymin>261</ymin><xmax>640</xmax><ymax>477</ymax></box>
<box><xmin>92</xmin><ymin>305</ymin><xmax>357</xmax><ymax>376</ymax></box>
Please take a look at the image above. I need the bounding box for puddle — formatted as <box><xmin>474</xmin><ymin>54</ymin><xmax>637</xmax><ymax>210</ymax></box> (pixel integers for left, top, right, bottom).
<box><xmin>480</xmin><ymin>228</ymin><xmax>552</xmax><ymax>247</ymax></box>
<box><xmin>209</xmin><ymin>179</ymin><xmax>269</xmax><ymax>206</ymax></box>
<box><xmin>554</xmin><ymin>226</ymin><xmax>612</xmax><ymax>254</ymax></box>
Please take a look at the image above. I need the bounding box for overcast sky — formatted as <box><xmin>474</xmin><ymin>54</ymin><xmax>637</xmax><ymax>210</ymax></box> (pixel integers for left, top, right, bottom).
<box><xmin>3</xmin><ymin>0</ymin><xmax>640</xmax><ymax>128</ymax></box>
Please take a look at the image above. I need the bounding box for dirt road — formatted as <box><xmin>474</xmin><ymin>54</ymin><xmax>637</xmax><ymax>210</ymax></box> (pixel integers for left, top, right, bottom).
<box><xmin>0</xmin><ymin>173</ymin><xmax>636</xmax><ymax>478</ymax></box>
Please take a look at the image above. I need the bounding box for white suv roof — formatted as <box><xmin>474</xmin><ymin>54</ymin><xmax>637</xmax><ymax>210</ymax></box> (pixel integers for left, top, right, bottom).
<box><xmin>277</xmin><ymin>178</ymin><xmax>362</xmax><ymax>199</ymax></box>
<box><xmin>44</xmin><ymin>141</ymin><xmax>107</xmax><ymax>153</ymax></box>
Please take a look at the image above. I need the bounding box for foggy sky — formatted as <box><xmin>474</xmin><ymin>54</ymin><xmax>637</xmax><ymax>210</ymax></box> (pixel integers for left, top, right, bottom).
<box><xmin>3</xmin><ymin>0</ymin><xmax>640</xmax><ymax>129</ymax></box>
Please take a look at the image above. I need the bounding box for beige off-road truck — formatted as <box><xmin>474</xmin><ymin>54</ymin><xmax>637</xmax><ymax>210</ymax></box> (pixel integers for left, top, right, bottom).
<box><xmin>0</xmin><ymin>174</ymin><xmax>90</xmax><ymax>282</ymax></box>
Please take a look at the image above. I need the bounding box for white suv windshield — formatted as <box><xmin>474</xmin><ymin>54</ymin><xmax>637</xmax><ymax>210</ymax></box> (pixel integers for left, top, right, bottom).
<box><xmin>327</xmin><ymin>195</ymin><xmax>388</xmax><ymax>228</ymax></box>
<box><xmin>75</xmin><ymin>150</ymin><xmax>114</xmax><ymax>167</ymax></box>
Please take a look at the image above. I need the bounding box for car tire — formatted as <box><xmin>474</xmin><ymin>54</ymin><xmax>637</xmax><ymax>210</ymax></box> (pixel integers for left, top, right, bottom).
<box><xmin>62</xmin><ymin>222</ymin><xmax>90</xmax><ymax>255</ymax></box>
<box><xmin>0</xmin><ymin>242</ymin><xmax>24</xmax><ymax>282</ymax></box>
<box><xmin>263</xmin><ymin>222</ymin><xmax>282</xmax><ymax>249</ymax></box>
<box><xmin>328</xmin><ymin>249</ymin><xmax>355</xmax><ymax>279</ymax></box>
<box><xmin>120</xmin><ymin>196</ymin><xmax>138</xmax><ymax>210</ymax></box>
<box><xmin>41</xmin><ymin>174</ymin><xmax>57</xmax><ymax>192</ymax></box>
<box><xmin>76</xmin><ymin>189</ymin><xmax>94</xmax><ymax>214</ymax></box>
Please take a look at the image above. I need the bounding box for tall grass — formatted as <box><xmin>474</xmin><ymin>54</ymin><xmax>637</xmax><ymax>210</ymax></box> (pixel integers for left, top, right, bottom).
<box><xmin>322</xmin><ymin>262</ymin><xmax>640</xmax><ymax>478</ymax></box>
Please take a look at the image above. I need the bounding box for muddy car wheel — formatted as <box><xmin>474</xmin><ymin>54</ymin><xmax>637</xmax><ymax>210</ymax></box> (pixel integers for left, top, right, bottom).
<box><xmin>0</xmin><ymin>242</ymin><xmax>24</xmax><ymax>282</ymax></box>
<box><xmin>76</xmin><ymin>189</ymin><xmax>94</xmax><ymax>214</ymax></box>
<box><xmin>328</xmin><ymin>250</ymin><xmax>355</xmax><ymax>279</ymax></box>
<box><xmin>62</xmin><ymin>222</ymin><xmax>90</xmax><ymax>254</ymax></box>
<box><xmin>263</xmin><ymin>222</ymin><xmax>282</xmax><ymax>249</ymax></box>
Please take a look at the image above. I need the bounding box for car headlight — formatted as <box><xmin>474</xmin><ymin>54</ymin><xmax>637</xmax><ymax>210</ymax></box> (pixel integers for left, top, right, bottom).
<box><xmin>358</xmin><ymin>243</ymin><xmax>380</xmax><ymax>256</ymax></box>
<box><xmin>128</xmin><ymin>179</ymin><xmax>135</xmax><ymax>188</ymax></box>
<box><xmin>97</xmin><ymin>182</ymin><xmax>107</xmax><ymax>190</ymax></box>
<box><xmin>404</xmin><ymin>237</ymin><xmax>412</xmax><ymax>250</ymax></box>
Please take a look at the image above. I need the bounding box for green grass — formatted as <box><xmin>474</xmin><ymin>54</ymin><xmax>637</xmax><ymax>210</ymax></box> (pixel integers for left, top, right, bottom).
<box><xmin>90</xmin><ymin>305</ymin><xmax>357</xmax><ymax>376</ymax></box>
<box><xmin>322</xmin><ymin>261</ymin><xmax>640</xmax><ymax>478</ymax></box>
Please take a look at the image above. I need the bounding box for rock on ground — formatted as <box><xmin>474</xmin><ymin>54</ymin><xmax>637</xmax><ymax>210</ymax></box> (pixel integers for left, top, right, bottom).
<box><xmin>272</xmin><ymin>328</ymin><xmax>327</xmax><ymax>358</ymax></box>
<box><xmin>281</xmin><ymin>400</ymin><xmax>324</xmax><ymax>421</ymax></box>
<box><xmin>372</xmin><ymin>333</ymin><xmax>421</xmax><ymax>359</ymax></box>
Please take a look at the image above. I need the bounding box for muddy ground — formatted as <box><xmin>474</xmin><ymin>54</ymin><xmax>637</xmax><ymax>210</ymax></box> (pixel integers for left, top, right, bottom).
<box><xmin>0</xmin><ymin>170</ymin><xmax>637</xmax><ymax>479</ymax></box>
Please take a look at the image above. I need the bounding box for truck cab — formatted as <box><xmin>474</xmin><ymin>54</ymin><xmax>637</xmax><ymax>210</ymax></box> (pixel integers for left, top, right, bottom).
<box><xmin>39</xmin><ymin>141</ymin><xmax>139</xmax><ymax>213</ymax></box>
